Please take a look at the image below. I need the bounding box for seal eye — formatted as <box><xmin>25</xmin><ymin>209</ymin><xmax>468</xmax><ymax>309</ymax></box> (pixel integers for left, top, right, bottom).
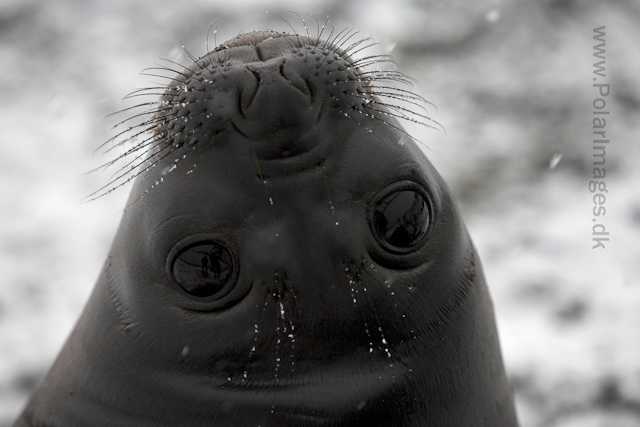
<box><xmin>373</xmin><ymin>189</ymin><xmax>430</xmax><ymax>252</ymax></box>
<box><xmin>172</xmin><ymin>241</ymin><xmax>233</xmax><ymax>298</ymax></box>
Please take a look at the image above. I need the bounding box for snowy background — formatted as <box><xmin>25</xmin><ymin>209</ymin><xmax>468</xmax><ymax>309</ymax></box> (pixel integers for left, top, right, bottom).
<box><xmin>1</xmin><ymin>0</ymin><xmax>638</xmax><ymax>425</ymax></box>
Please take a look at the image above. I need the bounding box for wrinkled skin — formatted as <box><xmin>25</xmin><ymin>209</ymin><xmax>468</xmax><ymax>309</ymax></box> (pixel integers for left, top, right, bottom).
<box><xmin>15</xmin><ymin>31</ymin><xmax>519</xmax><ymax>427</ymax></box>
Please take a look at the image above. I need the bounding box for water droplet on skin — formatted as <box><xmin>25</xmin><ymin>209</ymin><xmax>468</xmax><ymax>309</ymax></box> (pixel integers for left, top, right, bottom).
<box><xmin>181</xmin><ymin>345</ymin><xmax>189</xmax><ymax>356</ymax></box>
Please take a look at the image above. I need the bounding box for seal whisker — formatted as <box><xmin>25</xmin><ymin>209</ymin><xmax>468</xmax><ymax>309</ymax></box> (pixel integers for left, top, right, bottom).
<box><xmin>110</xmin><ymin>100</ymin><xmax>163</xmax><ymax>116</ymax></box>
<box><xmin>102</xmin><ymin>133</ymin><xmax>173</xmax><ymax>178</ymax></box>
<box><xmin>365</xmin><ymin>105</ymin><xmax>440</xmax><ymax>131</ymax></box>
<box><xmin>315</xmin><ymin>23</ymin><xmax>330</xmax><ymax>52</ymax></box>
<box><xmin>123</xmin><ymin>87</ymin><xmax>172</xmax><ymax>100</ymax></box>
<box><xmin>121</xmin><ymin>142</ymin><xmax>199</xmax><ymax>208</ymax></box>
<box><xmin>139</xmin><ymin>72</ymin><xmax>180</xmax><ymax>81</ymax></box>
<box><xmin>364</xmin><ymin>99</ymin><xmax>434</xmax><ymax>124</ymax></box>
<box><xmin>208</xmin><ymin>23</ymin><xmax>229</xmax><ymax>78</ymax></box>
<box><xmin>349</xmin><ymin>53</ymin><xmax>395</xmax><ymax>66</ymax></box>
<box><xmin>371</xmin><ymin>85</ymin><xmax>432</xmax><ymax>104</ymax></box>
<box><xmin>335</xmin><ymin>28</ymin><xmax>360</xmax><ymax>51</ymax></box>
<box><xmin>288</xmin><ymin>11</ymin><xmax>312</xmax><ymax>61</ymax></box>
<box><xmin>205</xmin><ymin>21</ymin><xmax>222</xmax><ymax>74</ymax></box>
<box><xmin>103</xmin><ymin>113</ymin><xmax>175</xmax><ymax>152</ymax></box>
<box><xmin>328</xmin><ymin>24</ymin><xmax>355</xmax><ymax>54</ymax></box>
<box><xmin>266</xmin><ymin>12</ymin><xmax>301</xmax><ymax>49</ymax></box>
<box><xmin>122</xmin><ymin>92</ymin><xmax>173</xmax><ymax>100</ymax></box>
<box><xmin>108</xmin><ymin>105</ymin><xmax>167</xmax><ymax>126</ymax></box>
<box><xmin>364</xmin><ymin>109</ymin><xmax>434</xmax><ymax>146</ymax></box>
<box><xmin>144</xmin><ymin>65</ymin><xmax>190</xmax><ymax>80</ymax></box>
<box><xmin>82</xmin><ymin>134</ymin><xmax>179</xmax><ymax>202</ymax></box>
<box><xmin>314</xmin><ymin>23</ymin><xmax>351</xmax><ymax>69</ymax></box>
<box><xmin>337</xmin><ymin>103</ymin><xmax>430</xmax><ymax>150</ymax></box>
<box><xmin>348</xmin><ymin>42</ymin><xmax>384</xmax><ymax>60</ymax></box>
<box><xmin>98</xmin><ymin>114</ymin><xmax>171</xmax><ymax>154</ymax></box>
<box><xmin>91</xmin><ymin>118</ymin><xmax>164</xmax><ymax>156</ymax></box>
<box><xmin>349</xmin><ymin>57</ymin><xmax>395</xmax><ymax>71</ymax></box>
<box><xmin>308</xmin><ymin>13</ymin><xmax>322</xmax><ymax>52</ymax></box>
<box><xmin>342</xmin><ymin>37</ymin><xmax>376</xmax><ymax>60</ymax></box>
<box><xmin>181</xmin><ymin>44</ymin><xmax>206</xmax><ymax>71</ymax></box>
<box><xmin>206</xmin><ymin>20</ymin><xmax>232</xmax><ymax>80</ymax></box>
<box><xmin>87</xmin><ymin>129</ymin><xmax>163</xmax><ymax>174</ymax></box>
<box><xmin>364</xmin><ymin>93</ymin><xmax>431</xmax><ymax>116</ymax></box>
<box><xmin>356</xmin><ymin>69</ymin><xmax>412</xmax><ymax>80</ymax></box>
<box><xmin>355</xmin><ymin>70</ymin><xmax>413</xmax><ymax>87</ymax></box>
<box><xmin>335</xmin><ymin>106</ymin><xmax>381</xmax><ymax>140</ymax></box>
<box><xmin>157</xmin><ymin>57</ymin><xmax>190</xmax><ymax>72</ymax></box>
<box><xmin>317</xmin><ymin>20</ymin><xmax>337</xmax><ymax>53</ymax></box>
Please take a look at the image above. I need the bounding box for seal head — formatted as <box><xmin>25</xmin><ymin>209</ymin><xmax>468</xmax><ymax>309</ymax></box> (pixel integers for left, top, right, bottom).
<box><xmin>15</xmin><ymin>31</ymin><xmax>519</xmax><ymax>427</ymax></box>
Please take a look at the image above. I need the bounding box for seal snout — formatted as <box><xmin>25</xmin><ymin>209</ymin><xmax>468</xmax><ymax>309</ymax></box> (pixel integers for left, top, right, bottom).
<box><xmin>234</xmin><ymin>58</ymin><xmax>319</xmax><ymax>149</ymax></box>
<box><xmin>155</xmin><ymin>31</ymin><xmax>376</xmax><ymax>164</ymax></box>
<box><xmin>215</xmin><ymin>32</ymin><xmax>329</xmax><ymax>157</ymax></box>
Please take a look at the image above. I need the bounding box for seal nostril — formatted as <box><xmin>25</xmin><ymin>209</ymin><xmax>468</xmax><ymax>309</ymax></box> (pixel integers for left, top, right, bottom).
<box><xmin>248</xmin><ymin>67</ymin><xmax>261</xmax><ymax>82</ymax></box>
<box><xmin>242</xmin><ymin>68</ymin><xmax>261</xmax><ymax>112</ymax></box>
<box><xmin>230</xmin><ymin>121</ymin><xmax>248</xmax><ymax>138</ymax></box>
<box><xmin>304</xmin><ymin>78</ymin><xmax>314</xmax><ymax>102</ymax></box>
<box><xmin>237</xmin><ymin>90</ymin><xmax>246</xmax><ymax>119</ymax></box>
<box><xmin>254</xmin><ymin>44</ymin><xmax>265</xmax><ymax>62</ymax></box>
<box><xmin>280</xmin><ymin>60</ymin><xmax>311</xmax><ymax>97</ymax></box>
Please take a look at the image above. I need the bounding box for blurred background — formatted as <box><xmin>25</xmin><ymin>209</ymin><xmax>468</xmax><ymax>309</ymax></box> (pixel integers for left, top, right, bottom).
<box><xmin>0</xmin><ymin>0</ymin><xmax>638</xmax><ymax>425</ymax></box>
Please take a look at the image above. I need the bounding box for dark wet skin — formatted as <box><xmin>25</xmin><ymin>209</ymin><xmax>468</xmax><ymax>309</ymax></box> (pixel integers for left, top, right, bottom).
<box><xmin>14</xmin><ymin>31</ymin><xmax>519</xmax><ymax>426</ymax></box>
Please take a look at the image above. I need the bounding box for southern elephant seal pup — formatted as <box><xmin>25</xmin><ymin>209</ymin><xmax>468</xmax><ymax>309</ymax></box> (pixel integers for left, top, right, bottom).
<box><xmin>14</xmin><ymin>29</ymin><xmax>519</xmax><ymax>426</ymax></box>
